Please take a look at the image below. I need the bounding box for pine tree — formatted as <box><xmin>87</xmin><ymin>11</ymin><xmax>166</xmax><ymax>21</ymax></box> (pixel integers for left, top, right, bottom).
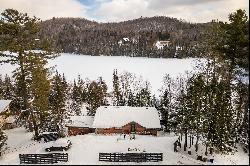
<box><xmin>49</xmin><ymin>71</ymin><xmax>68</xmax><ymax>136</ymax></box>
<box><xmin>234</xmin><ymin>81</ymin><xmax>249</xmax><ymax>148</ymax></box>
<box><xmin>87</xmin><ymin>77</ymin><xmax>108</xmax><ymax>115</ymax></box>
<box><xmin>175</xmin><ymin>76</ymin><xmax>187</xmax><ymax>144</ymax></box>
<box><xmin>135</xmin><ymin>88</ymin><xmax>151</xmax><ymax>107</ymax></box>
<box><xmin>0</xmin><ymin>9</ymin><xmax>57</xmax><ymax>110</ymax></box>
<box><xmin>70</xmin><ymin>79</ymin><xmax>82</xmax><ymax>115</ymax></box>
<box><xmin>127</xmin><ymin>90</ymin><xmax>136</xmax><ymax>106</ymax></box>
<box><xmin>150</xmin><ymin>95</ymin><xmax>159</xmax><ymax>108</ymax></box>
<box><xmin>0</xmin><ymin>9</ymin><xmax>58</xmax><ymax>139</ymax></box>
<box><xmin>28</xmin><ymin>54</ymin><xmax>51</xmax><ymax>139</ymax></box>
<box><xmin>112</xmin><ymin>69</ymin><xmax>123</xmax><ymax>106</ymax></box>
<box><xmin>159</xmin><ymin>86</ymin><xmax>170</xmax><ymax>131</ymax></box>
<box><xmin>175</xmin><ymin>88</ymin><xmax>189</xmax><ymax>151</ymax></box>
<box><xmin>185</xmin><ymin>75</ymin><xmax>206</xmax><ymax>151</ymax></box>
<box><xmin>203</xmin><ymin>9</ymin><xmax>249</xmax><ymax>154</ymax></box>
<box><xmin>0</xmin><ymin>75</ymin><xmax>15</xmax><ymax>100</ymax></box>
<box><xmin>212</xmin><ymin>9</ymin><xmax>249</xmax><ymax>72</ymax></box>
<box><xmin>0</xmin><ymin>129</ymin><xmax>7</xmax><ymax>156</ymax></box>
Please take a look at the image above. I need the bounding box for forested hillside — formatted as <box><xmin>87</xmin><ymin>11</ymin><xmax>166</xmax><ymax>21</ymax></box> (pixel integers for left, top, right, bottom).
<box><xmin>39</xmin><ymin>16</ymin><xmax>208</xmax><ymax>58</ymax></box>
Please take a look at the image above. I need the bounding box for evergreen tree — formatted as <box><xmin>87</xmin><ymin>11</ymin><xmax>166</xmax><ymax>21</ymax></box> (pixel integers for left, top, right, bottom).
<box><xmin>0</xmin><ymin>9</ymin><xmax>57</xmax><ymax>139</ymax></box>
<box><xmin>185</xmin><ymin>75</ymin><xmax>206</xmax><ymax>151</ymax></box>
<box><xmin>0</xmin><ymin>9</ymin><xmax>56</xmax><ymax>110</ymax></box>
<box><xmin>0</xmin><ymin>129</ymin><xmax>7</xmax><ymax>156</ymax></box>
<box><xmin>234</xmin><ymin>81</ymin><xmax>249</xmax><ymax>148</ymax></box>
<box><xmin>135</xmin><ymin>87</ymin><xmax>151</xmax><ymax>107</ymax></box>
<box><xmin>112</xmin><ymin>69</ymin><xmax>123</xmax><ymax>106</ymax></box>
<box><xmin>49</xmin><ymin>71</ymin><xmax>68</xmax><ymax>136</ymax></box>
<box><xmin>203</xmin><ymin>9</ymin><xmax>249</xmax><ymax>154</ymax></box>
<box><xmin>175</xmin><ymin>84</ymin><xmax>189</xmax><ymax>151</ymax></box>
<box><xmin>70</xmin><ymin>79</ymin><xmax>82</xmax><ymax>116</ymax></box>
<box><xmin>28</xmin><ymin>54</ymin><xmax>51</xmax><ymax>138</ymax></box>
<box><xmin>212</xmin><ymin>9</ymin><xmax>249</xmax><ymax>73</ymax></box>
<box><xmin>159</xmin><ymin>89</ymin><xmax>170</xmax><ymax>132</ymax></box>
<box><xmin>159</xmin><ymin>74</ymin><xmax>173</xmax><ymax>132</ymax></box>
<box><xmin>87</xmin><ymin>77</ymin><xmax>108</xmax><ymax>115</ymax></box>
<box><xmin>0</xmin><ymin>75</ymin><xmax>15</xmax><ymax>100</ymax></box>
<box><xmin>150</xmin><ymin>95</ymin><xmax>159</xmax><ymax>108</ymax></box>
<box><xmin>0</xmin><ymin>75</ymin><xmax>21</xmax><ymax>119</ymax></box>
<box><xmin>127</xmin><ymin>90</ymin><xmax>136</xmax><ymax>106</ymax></box>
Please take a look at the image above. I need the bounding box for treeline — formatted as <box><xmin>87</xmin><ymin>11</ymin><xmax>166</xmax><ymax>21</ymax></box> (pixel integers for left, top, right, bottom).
<box><xmin>159</xmin><ymin>9</ymin><xmax>249</xmax><ymax>154</ymax></box>
<box><xmin>0</xmin><ymin>70</ymin><xmax>160</xmax><ymax>139</ymax></box>
<box><xmin>0</xmin><ymin>69</ymin><xmax>158</xmax><ymax>116</ymax></box>
<box><xmin>38</xmin><ymin>16</ymin><xmax>207</xmax><ymax>58</ymax></box>
<box><xmin>159</xmin><ymin>70</ymin><xmax>249</xmax><ymax>154</ymax></box>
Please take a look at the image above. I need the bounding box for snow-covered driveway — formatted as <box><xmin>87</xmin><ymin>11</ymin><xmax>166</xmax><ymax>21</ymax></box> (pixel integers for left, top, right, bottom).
<box><xmin>0</xmin><ymin>128</ymin><xmax>248</xmax><ymax>165</ymax></box>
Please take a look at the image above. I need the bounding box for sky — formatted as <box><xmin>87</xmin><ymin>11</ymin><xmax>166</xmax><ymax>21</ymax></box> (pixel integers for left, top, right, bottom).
<box><xmin>0</xmin><ymin>0</ymin><xmax>249</xmax><ymax>23</ymax></box>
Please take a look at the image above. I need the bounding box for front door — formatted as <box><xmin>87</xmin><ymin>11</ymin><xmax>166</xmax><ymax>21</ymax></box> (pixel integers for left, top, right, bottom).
<box><xmin>131</xmin><ymin>123</ymin><xmax>136</xmax><ymax>133</ymax></box>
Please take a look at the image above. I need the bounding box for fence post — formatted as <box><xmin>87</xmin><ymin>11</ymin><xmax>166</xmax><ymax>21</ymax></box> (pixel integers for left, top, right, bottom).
<box><xmin>19</xmin><ymin>154</ymin><xmax>22</xmax><ymax>164</ymax></box>
<box><xmin>66</xmin><ymin>153</ymin><xmax>68</xmax><ymax>162</ymax></box>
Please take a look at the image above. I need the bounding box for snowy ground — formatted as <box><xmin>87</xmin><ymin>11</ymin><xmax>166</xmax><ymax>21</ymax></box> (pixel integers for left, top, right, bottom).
<box><xmin>177</xmin><ymin>136</ymin><xmax>249</xmax><ymax>165</ymax></box>
<box><xmin>0</xmin><ymin>127</ymin><xmax>248</xmax><ymax>165</ymax></box>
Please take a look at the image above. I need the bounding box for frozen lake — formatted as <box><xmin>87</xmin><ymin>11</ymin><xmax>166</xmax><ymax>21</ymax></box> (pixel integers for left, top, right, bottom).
<box><xmin>0</xmin><ymin>53</ymin><xmax>204</xmax><ymax>96</ymax></box>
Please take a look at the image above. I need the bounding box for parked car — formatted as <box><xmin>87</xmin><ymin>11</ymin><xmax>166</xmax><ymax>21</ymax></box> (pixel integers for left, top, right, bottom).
<box><xmin>45</xmin><ymin>139</ymin><xmax>72</xmax><ymax>152</ymax></box>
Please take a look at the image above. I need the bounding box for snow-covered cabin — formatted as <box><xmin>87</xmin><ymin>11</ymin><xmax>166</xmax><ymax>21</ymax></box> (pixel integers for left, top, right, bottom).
<box><xmin>92</xmin><ymin>106</ymin><xmax>161</xmax><ymax>136</ymax></box>
<box><xmin>2</xmin><ymin>116</ymin><xmax>17</xmax><ymax>130</ymax></box>
<box><xmin>155</xmin><ymin>40</ymin><xmax>171</xmax><ymax>49</ymax></box>
<box><xmin>0</xmin><ymin>100</ymin><xmax>12</xmax><ymax>128</ymax></box>
<box><xmin>65</xmin><ymin>116</ymin><xmax>95</xmax><ymax>136</ymax></box>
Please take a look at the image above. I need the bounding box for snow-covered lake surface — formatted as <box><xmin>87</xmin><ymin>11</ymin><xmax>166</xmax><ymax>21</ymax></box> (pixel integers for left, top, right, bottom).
<box><xmin>0</xmin><ymin>53</ymin><xmax>205</xmax><ymax>96</ymax></box>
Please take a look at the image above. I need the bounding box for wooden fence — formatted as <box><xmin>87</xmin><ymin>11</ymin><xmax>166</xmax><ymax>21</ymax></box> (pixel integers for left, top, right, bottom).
<box><xmin>19</xmin><ymin>153</ymin><xmax>68</xmax><ymax>164</ymax></box>
<box><xmin>99</xmin><ymin>153</ymin><xmax>163</xmax><ymax>162</ymax></box>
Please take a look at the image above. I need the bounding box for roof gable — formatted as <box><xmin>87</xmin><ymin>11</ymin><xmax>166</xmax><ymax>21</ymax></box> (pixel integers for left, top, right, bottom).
<box><xmin>0</xmin><ymin>100</ymin><xmax>12</xmax><ymax>113</ymax></box>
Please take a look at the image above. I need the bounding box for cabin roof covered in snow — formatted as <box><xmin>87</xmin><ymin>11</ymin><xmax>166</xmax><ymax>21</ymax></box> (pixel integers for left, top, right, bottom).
<box><xmin>66</xmin><ymin>116</ymin><xmax>94</xmax><ymax>128</ymax></box>
<box><xmin>92</xmin><ymin>106</ymin><xmax>161</xmax><ymax>129</ymax></box>
<box><xmin>0</xmin><ymin>100</ymin><xmax>12</xmax><ymax>113</ymax></box>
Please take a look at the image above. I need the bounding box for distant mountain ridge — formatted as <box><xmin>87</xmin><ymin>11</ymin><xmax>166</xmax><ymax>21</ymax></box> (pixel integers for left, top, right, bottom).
<box><xmin>39</xmin><ymin>16</ymin><xmax>209</xmax><ymax>58</ymax></box>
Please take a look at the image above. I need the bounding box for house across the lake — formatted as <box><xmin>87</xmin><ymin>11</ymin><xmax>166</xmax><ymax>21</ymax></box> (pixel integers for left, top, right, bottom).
<box><xmin>92</xmin><ymin>106</ymin><xmax>161</xmax><ymax>136</ymax></box>
<box><xmin>65</xmin><ymin>116</ymin><xmax>95</xmax><ymax>136</ymax></box>
<box><xmin>118</xmin><ymin>37</ymin><xmax>130</xmax><ymax>46</ymax></box>
<box><xmin>155</xmin><ymin>40</ymin><xmax>171</xmax><ymax>49</ymax></box>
